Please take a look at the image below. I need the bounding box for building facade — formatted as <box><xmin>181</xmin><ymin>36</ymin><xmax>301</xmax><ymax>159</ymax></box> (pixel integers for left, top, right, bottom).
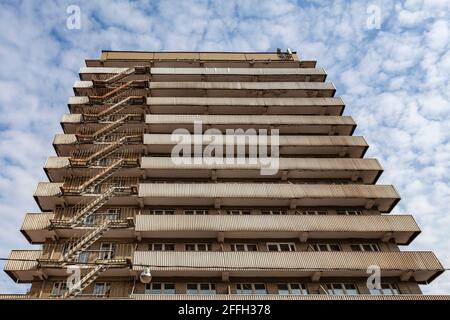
<box><xmin>3</xmin><ymin>51</ymin><xmax>445</xmax><ymax>299</ymax></box>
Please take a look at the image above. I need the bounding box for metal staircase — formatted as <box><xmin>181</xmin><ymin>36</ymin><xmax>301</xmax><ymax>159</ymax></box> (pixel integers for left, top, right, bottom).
<box><xmin>62</xmin><ymin>264</ymin><xmax>108</xmax><ymax>298</ymax></box>
<box><xmin>92</xmin><ymin>66</ymin><xmax>148</xmax><ymax>87</ymax></box>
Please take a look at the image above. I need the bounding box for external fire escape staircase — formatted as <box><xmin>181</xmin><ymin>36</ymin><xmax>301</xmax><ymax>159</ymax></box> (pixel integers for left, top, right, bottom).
<box><xmin>51</xmin><ymin>76</ymin><xmax>145</xmax><ymax>297</ymax></box>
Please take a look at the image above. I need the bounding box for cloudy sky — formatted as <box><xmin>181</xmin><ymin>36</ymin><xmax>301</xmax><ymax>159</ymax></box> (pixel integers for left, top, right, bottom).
<box><xmin>0</xmin><ymin>0</ymin><xmax>449</xmax><ymax>294</ymax></box>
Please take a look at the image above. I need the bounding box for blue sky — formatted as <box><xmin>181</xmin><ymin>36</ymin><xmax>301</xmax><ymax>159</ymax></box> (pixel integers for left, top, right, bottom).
<box><xmin>0</xmin><ymin>0</ymin><xmax>449</xmax><ymax>294</ymax></box>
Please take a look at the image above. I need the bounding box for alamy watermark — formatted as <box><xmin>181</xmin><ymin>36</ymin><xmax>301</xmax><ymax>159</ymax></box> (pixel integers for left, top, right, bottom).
<box><xmin>170</xmin><ymin>121</ymin><xmax>280</xmax><ymax>175</ymax></box>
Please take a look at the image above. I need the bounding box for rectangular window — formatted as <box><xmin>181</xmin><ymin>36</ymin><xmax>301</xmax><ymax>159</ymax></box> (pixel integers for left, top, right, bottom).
<box><xmin>350</xmin><ymin>243</ymin><xmax>380</xmax><ymax>252</ymax></box>
<box><xmin>77</xmin><ymin>251</ymin><xmax>90</xmax><ymax>263</ymax></box>
<box><xmin>99</xmin><ymin>242</ymin><xmax>116</xmax><ymax>260</ymax></box>
<box><xmin>186</xmin><ymin>283</ymin><xmax>216</xmax><ymax>294</ymax></box>
<box><xmin>83</xmin><ymin>214</ymin><xmax>96</xmax><ymax>225</ymax></box>
<box><xmin>236</xmin><ymin>283</ymin><xmax>267</xmax><ymax>294</ymax></box>
<box><xmin>326</xmin><ymin>283</ymin><xmax>358</xmax><ymax>295</ymax></box>
<box><xmin>149</xmin><ymin>243</ymin><xmax>175</xmax><ymax>251</ymax></box>
<box><xmin>227</xmin><ymin>210</ymin><xmax>251</xmax><ymax>215</ymax></box>
<box><xmin>261</xmin><ymin>210</ymin><xmax>287</xmax><ymax>215</ymax></box>
<box><xmin>309</xmin><ymin>243</ymin><xmax>341</xmax><ymax>252</ymax></box>
<box><xmin>277</xmin><ymin>283</ymin><xmax>308</xmax><ymax>295</ymax></box>
<box><xmin>185</xmin><ymin>243</ymin><xmax>212</xmax><ymax>251</ymax></box>
<box><xmin>105</xmin><ymin>208</ymin><xmax>121</xmax><ymax>221</ymax></box>
<box><xmin>51</xmin><ymin>282</ymin><xmax>67</xmax><ymax>296</ymax></box>
<box><xmin>370</xmin><ymin>283</ymin><xmax>399</xmax><ymax>295</ymax></box>
<box><xmin>336</xmin><ymin>210</ymin><xmax>362</xmax><ymax>216</ymax></box>
<box><xmin>298</xmin><ymin>210</ymin><xmax>327</xmax><ymax>215</ymax></box>
<box><xmin>150</xmin><ymin>210</ymin><xmax>174</xmax><ymax>215</ymax></box>
<box><xmin>230</xmin><ymin>243</ymin><xmax>258</xmax><ymax>252</ymax></box>
<box><xmin>266</xmin><ymin>242</ymin><xmax>296</xmax><ymax>252</ymax></box>
<box><xmin>145</xmin><ymin>283</ymin><xmax>176</xmax><ymax>294</ymax></box>
<box><xmin>93</xmin><ymin>282</ymin><xmax>111</xmax><ymax>296</ymax></box>
<box><xmin>184</xmin><ymin>209</ymin><xmax>208</xmax><ymax>215</ymax></box>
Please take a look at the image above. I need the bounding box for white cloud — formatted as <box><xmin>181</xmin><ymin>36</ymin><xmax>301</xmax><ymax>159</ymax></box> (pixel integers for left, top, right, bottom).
<box><xmin>0</xmin><ymin>0</ymin><xmax>448</xmax><ymax>294</ymax></box>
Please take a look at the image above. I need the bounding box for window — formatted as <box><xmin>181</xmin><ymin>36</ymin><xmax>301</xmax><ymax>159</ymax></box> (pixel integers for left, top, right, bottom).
<box><xmin>149</xmin><ymin>243</ymin><xmax>175</xmax><ymax>251</ymax></box>
<box><xmin>227</xmin><ymin>210</ymin><xmax>251</xmax><ymax>215</ymax></box>
<box><xmin>186</xmin><ymin>283</ymin><xmax>216</xmax><ymax>294</ymax></box>
<box><xmin>277</xmin><ymin>283</ymin><xmax>308</xmax><ymax>295</ymax></box>
<box><xmin>336</xmin><ymin>210</ymin><xmax>362</xmax><ymax>216</ymax></box>
<box><xmin>297</xmin><ymin>210</ymin><xmax>327</xmax><ymax>215</ymax></box>
<box><xmin>325</xmin><ymin>283</ymin><xmax>358</xmax><ymax>295</ymax></box>
<box><xmin>105</xmin><ymin>208</ymin><xmax>121</xmax><ymax>221</ymax></box>
<box><xmin>185</xmin><ymin>243</ymin><xmax>212</xmax><ymax>251</ymax></box>
<box><xmin>230</xmin><ymin>243</ymin><xmax>258</xmax><ymax>252</ymax></box>
<box><xmin>83</xmin><ymin>214</ymin><xmax>96</xmax><ymax>225</ymax></box>
<box><xmin>150</xmin><ymin>210</ymin><xmax>174</xmax><ymax>215</ymax></box>
<box><xmin>184</xmin><ymin>209</ymin><xmax>208</xmax><ymax>215</ymax></box>
<box><xmin>99</xmin><ymin>242</ymin><xmax>116</xmax><ymax>259</ymax></box>
<box><xmin>77</xmin><ymin>251</ymin><xmax>90</xmax><ymax>263</ymax></box>
<box><xmin>145</xmin><ymin>283</ymin><xmax>176</xmax><ymax>294</ymax></box>
<box><xmin>350</xmin><ymin>243</ymin><xmax>380</xmax><ymax>252</ymax></box>
<box><xmin>93</xmin><ymin>282</ymin><xmax>111</xmax><ymax>296</ymax></box>
<box><xmin>370</xmin><ymin>283</ymin><xmax>399</xmax><ymax>295</ymax></box>
<box><xmin>261</xmin><ymin>210</ymin><xmax>287</xmax><ymax>215</ymax></box>
<box><xmin>51</xmin><ymin>282</ymin><xmax>67</xmax><ymax>296</ymax></box>
<box><xmin>309</xmin><ymin>243</ymin><xmax>341</xmax><ymax>252</ymax></box>
<box><xmin>236</xmin><ymin>283</ymin><xmax>267</xmax><ymax>294</ymax></box>
<box><xmin>267</xmin><ymin>242</ymin><xmax>296</xmax><ymax>252</ymax></box>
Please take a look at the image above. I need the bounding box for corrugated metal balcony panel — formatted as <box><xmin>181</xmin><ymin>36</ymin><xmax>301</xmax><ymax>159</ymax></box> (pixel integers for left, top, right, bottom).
<box><xmin>79</xmin><ymin>67</ymin><xmax>326</xmax><ymax>76</ymax></box>
<box><xmin>44</xmin><ymin>157</ymin><xmax>70</xmax><ymax>169</ymax></box>
<box><xmin>79</xmin><ymin>67</ymin><xmax>129</xmax><ymax>74</ymax></box>
<box><xmin>60</xmin><ymin>114</ymin><xmax>83</xmax><ymax>123</ymax></box>
<box><xmin>138</xmin><ymin>183</ymin><xmax>398</xmax><ymax>199</ymax></box>
<box><xmin>130</xmin><ymin>294</ymin><xmax>450</xmax><ymax>301</ymax></box>
<box><xmin>73</xmin><ymin>80</ymin><xmax>93</xmax><ymax>88</ymax></box>
<box><xmin>143</xmin><ymin>134</ymin><xmax>367</xmax><ymax>147</ymax></box>
<box><xmin>149</xmin><ymin>81</ymin><xmax>335</xmax><ymax>91</ymax></box>
<box><xmin>21</xmin><ymin>213</ymin><xmax>54</xmax><ymax>231</ymax></box>
<box><xmin>134</xmin><ymin>215</ymin><xmax>419</xmax><ymax>244</ymax></box>
<box><xmin>135</xmin><ymin>215</ymin><xmax>419</xmax><ymax>233</ymax></box>
<box><xmin>34</xmin><ymin>182</ymin><xmax>63</xmax><ymax>197</ymax></box>
<box><xmin>132</xmin><ymin>251</ymin><xmax>443</xmax><ymax>283</ymax></box>
<box><xmin>141</xmin><ymin>157</ymin><xmax>381</xmax><ymax>171</ymax></box>
<box><xmin>68</xmin><ymin>96</ymin><xmax>89</xmax><ymax>105</ymax></box>
<box><xmin>145</xmin><ymin>114</ymin><xmax>355</xmax><ymax>125</ymax></box>
<box><xmin>147</xmin><ymin>97</ymin><xmax>344</xmax><ymax>107</ymax></box>
<box><xmin>4</xmin><ymin>250</ymin><xmax>42</xmax><ymax>283</ymax></box>
<box><xmin>150</xmin><ymin>67</ymin><xmax>326</xmax><ymax>76</ymax></box>
<box><xmin>138</xmin><ymin>183</ymin><xmax>399</xmax><ymax>212</ymax></box>
<box><xmin>53</xmin><ymin>134</ymin><xmax>77</xmax><ymax>145</ymax></box>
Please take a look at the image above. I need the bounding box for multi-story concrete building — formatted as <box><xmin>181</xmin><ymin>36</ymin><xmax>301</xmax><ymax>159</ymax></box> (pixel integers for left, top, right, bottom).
<box><xmin>3</xmin><ymin>51</ymin><xmax>445</xmax><ymax>299</ymax></box>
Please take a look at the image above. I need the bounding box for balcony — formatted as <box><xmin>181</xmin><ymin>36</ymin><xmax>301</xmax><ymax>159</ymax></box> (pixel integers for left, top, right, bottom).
<box><xmin>20</xmin><ymin>213</ymin><xmax>419</xmax><ymax>245</ymax></box>
<box><xmin>79</xmin><ymin>67</ymin><xmax>327</xmax><ymax>82</ymax></box>
<box><xmin>4</xmin><ymin>250</ymin><xmax>41</xmax><ymax>283</ymax></box>
<box><xmin>132</xmin><ymin>251</ymin><xmax>443</xmax><ymax>284</ymax></box>
<box><xmin>52</xmin><ymin>133</ymin><xmax>368</xmax><ymax>158</ymax></box>
<box><xmin>138</xmin><ymin>183</ymin><xmax>399</xmax><ymax>212</ymax></box>
<box><xmin>140</xmin><ymin>157</ymin><xmax>381</xmax><ymax>183</ymax></box>
<box><xmin>134</xmin><ymin>214</ymin><xmax>419</xmax><ymax>243</ymax></box>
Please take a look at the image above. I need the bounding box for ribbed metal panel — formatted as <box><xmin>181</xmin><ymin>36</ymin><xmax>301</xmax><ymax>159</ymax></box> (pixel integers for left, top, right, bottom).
<box><xmin>33</xmin><ymin>182</ymin><xmax>63</xmax><ymax>196</ymax></box>
<box><xmin>44</xmin><ymin>157</ymin><xmax>70</xmax><ymax>169</ymax></box>
<box><xmin>4</xmin><ymin>250</ymin><xmax>41</xmax><ymax>271</ymax></box>
<box><xmin>132</xmin><ymin>251</ymin><xmax>443</xmax><ymax>272</ymax></box>
<box><xmin>21</xmin><ymin>213</ymin><xmax>54</xmax><ymax>231</ymax></box>
<box><xmin>53</xmin><ymin>134</ymin><xmax>77</xmax><ymax>144</ymax></box>
<box><xmin>149</xmin><ymin>82</ymin><xmax>335</xmax><ymax>90</ymax></box>
<box><xmin>151</xmin><ymin>67</ymin><xmax>326</xmax><ymax>75</ymax></box>
<box><xmin>138</xmin><ymin>183</ymin><xmax>398</xmax><ymax>199</ymax></box>
<box><xmin>60</xmin><ymin>114</ymin><xmax>82</xmax><ymax>123</ymax></box>
<box><xmin>68</xmin><ymin>96</ymin><xmax>89</xmax><ymax>105</ymax></box>
<box><xmin>141</xmin><ymin>157</ymin><xmax>381</xmax><ymax>170</ymax></box>
<box><xmin>131</xmin><ymin>294</ymin><xmax>450</xmax><ymax>301</ymax></box>
<box><xmin>73</xmin><ymin>80</ymin><xmax>93</xmax><ymax>88</ymax></box>
<box><xmin>135</xmin><ymin>215</ymin><xmax>419</xmax><ymax>233</ymax></box>
<box><xmin>79</xmin><ymin>67</ymin><xmax>128</xmax><ymax>74</ymax></box>
<box><xmin>143</xmin><ymin>134</ymin><xmax>367</xmax><ymax>147</ymax></box>
<box><xmin>147</xmin><ymin>97</ymin><xmax>344</xmax><ymax>107</ymax></box>
<box><xmin>145</xmin><ymin>114</ymin><xmax>355</xmax><ymax>125</ymax></box>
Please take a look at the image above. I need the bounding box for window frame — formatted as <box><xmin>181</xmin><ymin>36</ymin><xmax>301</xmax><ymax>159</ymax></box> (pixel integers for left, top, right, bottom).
<box><xmin>266</xmin><ymin>242</ymin><xmax>296</xmax><ymax>252</ymax></box>
<box><xmin>230</xmin><ymin>243</ymin><xmax>258</xmax><ymax>252</ymax></box>
<box><xmin>236</xmin><ymin>283</ymin><xmax>267</xmax><ymax>295</ymax></box>
<box><xmin>186</xmin><ymin>283</ymin><xmax>216</xmax><ymax>294</ymax></box>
